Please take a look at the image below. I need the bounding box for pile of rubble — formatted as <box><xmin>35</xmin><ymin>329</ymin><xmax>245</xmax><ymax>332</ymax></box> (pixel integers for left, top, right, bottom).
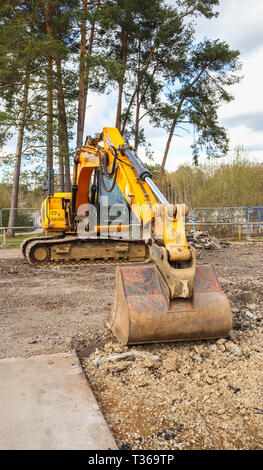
<box><xmin>82</xmin><ymin>322</ymin><xmax>263</xmax><ymax>450</ymax></box>
<box><xmin>186</xmin><ymin>230</ymin><xmax>230</xmax><ymax>251</ymax></box>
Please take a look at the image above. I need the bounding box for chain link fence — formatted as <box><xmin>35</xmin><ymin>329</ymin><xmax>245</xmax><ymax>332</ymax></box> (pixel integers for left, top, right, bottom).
<box><xmin>186</xmin><ymin>206</ymin><xmax>263</xmax><ymax>240</ymax></box>
<box><xmin>0</xmin><ymin>208</ymin><xmax>43</xmax><ymax>248</ymax></box>
<box><xmin>1</xmin><ymin>205</ymin><xmax>263</xmax><ymax>248</ymax></box>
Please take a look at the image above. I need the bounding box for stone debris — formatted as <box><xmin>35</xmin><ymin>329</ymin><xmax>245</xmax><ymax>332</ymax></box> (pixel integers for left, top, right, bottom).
<box><xmin>245</xmin><ymin>311</ymin><xmax>255</xmax><ymax>319</ymax></box>
<box><xmin>224</xmin><ymin>341</ymin><xmax>243</xmax><ymax>356</ymax></box>
<box><xmin>82</xmin><ymin>332</ymin><xmax>263</xmax><ymax>450</ymax></box>
<box><xmin>186</xmin><ymin>230</ymin><xmax>229</xmax><ymax>251</ymax></box>
<box><xmin>93</xmin><ymin>350</ymin><xmax>161</xmax><ymax>366</ymax></box>
<box><xmin>2</xmin><ymin>240</ymin><xmax>263</xmax><ymax>451</ymax></box>
<box><xmin>163</xmin><ymin>357</ymin><xmax>177</xmax><ymax>371</ymax></box>
<box><xmin>103</xmin><ymin>361</ymin><xmax>132</xmax><ymax>373</ymax></box>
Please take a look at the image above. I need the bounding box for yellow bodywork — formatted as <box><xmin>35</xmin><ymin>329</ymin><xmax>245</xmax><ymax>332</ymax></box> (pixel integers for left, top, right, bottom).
<box><xmin>26</xmin><ymin>126</ymin><xmax>232</xmax><ymax>345</ymax></box>
<box><xmin>42</xmin><ymin>127</ymin><xmax>190</xmax><ymax>263</ymax></box>
<box><xmin>41</xmin><ymin>193</ymin><xmax>71</xmax><ymax>231</ymax></box>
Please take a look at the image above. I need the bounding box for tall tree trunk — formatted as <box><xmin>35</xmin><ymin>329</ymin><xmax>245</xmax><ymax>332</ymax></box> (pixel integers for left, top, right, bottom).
<box><xmin>56</xmin><ymin>58</ymin><xmax>71</xmax><ymax>191</ymax></box>
<box><xmin>115</xmin><ymin>30</ymin><xmax>128</xmax><ymax>131</ymax></box>
<box><xmin>77</xmin><ymin>0</ymin><xmax>98</xmax><ymax>147</ymax></box>
<box><xmin>7</xmin><ymin>72</ymin><xmax>30</xmax><ymax>237</ymax></box>
<box><xmin>46</xmin><ymin>57</ymin><xmax>54</xmax><ymax>172</ymax></box>
<box><xmin>64</xmin><ymin>153</ymin><xmax>71</xmax><ymax>191</ymax></box>
<box><xmin>134</xmin><ymin>41</ymin><xmax>141</xmax><ymax>151</ymax></box>
<box><xmin>43</xmin><ymin>0</ymin><xmax>54</xmax><ymax>172</ymax></box>
<box><xmin>134</xmin><ymin>88</ymin><xmax>140</xmax><ymax>151</ymax></box>
<box><xmin>121</xmin><ymin>44</ymin><xmax>156</xmax><ymax>134</ymax></box>
<box><xmin>56</xmin><ymin>61</ymin><xmax>65</xmax><ymax>192</ymax></box>
<box><xmin>157</xmin><ymin>117</ymin><xmax>177</xmax><ymax>189</ymax></box>
<box><xmin>157</xmin><ymin>63</ymin><xmax>209</xmax><ymax>188</ymax></box>
<box><xmin>77</xmin><ymin>0</ymin><xmax>88</xmax><ymax>148</ymax></box>
<box><xmin>115</xmin><ymin>81</ymin><xmax>123</xmax><ymax>132</ymax></box>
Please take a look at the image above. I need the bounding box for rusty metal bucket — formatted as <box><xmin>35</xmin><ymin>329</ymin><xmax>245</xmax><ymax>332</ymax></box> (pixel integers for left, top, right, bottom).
<box><xmin>106</xmin><ymin>263</ymin><xmax>232</xmax><ymax>345</ymax></box>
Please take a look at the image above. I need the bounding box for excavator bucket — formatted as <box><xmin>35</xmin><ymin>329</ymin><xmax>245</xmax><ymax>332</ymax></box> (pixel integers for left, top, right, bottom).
<box><xmin>106</xmin><ymin>263</ymin><xmax>232</xmax><ymax>345</ymax></box>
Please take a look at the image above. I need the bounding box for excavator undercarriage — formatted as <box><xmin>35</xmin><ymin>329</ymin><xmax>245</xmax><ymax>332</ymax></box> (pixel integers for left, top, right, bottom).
<box><xmin>23</xmin><ymin>236</ymin><xmax>149</xmax><ymax>265</ymax></box>
<box><xmin>22</xmin><ymin>127</ymin><xmax>232</xmax><ymax>344</ymax></box>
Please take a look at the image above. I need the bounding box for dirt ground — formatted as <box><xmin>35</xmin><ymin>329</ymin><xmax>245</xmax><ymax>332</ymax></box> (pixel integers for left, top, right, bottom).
<box><xmin>0</xmin><ymin>242</ymin><xmax>263</xmax><ymax>450</ymax></box>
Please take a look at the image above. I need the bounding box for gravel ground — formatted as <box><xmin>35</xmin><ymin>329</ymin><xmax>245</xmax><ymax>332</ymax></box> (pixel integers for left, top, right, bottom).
<box><xmin>0</xmin><ymin>242</ymin><xmax>263</xmax><ymax>449</ymax></box>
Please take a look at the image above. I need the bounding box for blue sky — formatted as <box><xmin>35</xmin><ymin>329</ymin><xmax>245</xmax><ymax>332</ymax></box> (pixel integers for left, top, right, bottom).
<box><xmin>83</xmin><ymin>0</ymin><xmax>263</xmax><ymax>171</ymax></box>
<box><xmin>2</xmin><ymin>0</ymin><xmax>263</xmax><ymax>174</ymax></box>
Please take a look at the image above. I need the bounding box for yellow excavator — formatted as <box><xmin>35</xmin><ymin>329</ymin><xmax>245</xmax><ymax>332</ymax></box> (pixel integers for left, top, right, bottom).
<box><xmin>22</xmin><ymin>127</ymin><xmax>232</xmax><ymax>344</ymax></box>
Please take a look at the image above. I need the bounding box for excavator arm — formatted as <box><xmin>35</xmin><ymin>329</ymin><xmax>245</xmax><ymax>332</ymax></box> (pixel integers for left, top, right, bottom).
<box><xmin>22</xmin><ymin>127</ymin><xmax>232</xmax><ymax>345</ymax></box>
<box><xmin>70</xmin><ymin>127</ymin><xmax>196</xmax><ymax>299</ymax></box>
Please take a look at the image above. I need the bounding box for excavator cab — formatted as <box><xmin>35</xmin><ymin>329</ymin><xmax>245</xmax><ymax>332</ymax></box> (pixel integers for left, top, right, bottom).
<box><xmin>97</xmin><ymin>169</ymin><xmax>132</xmax><ymax>239</ymax></box>
<box><xmin>22</xmin><ymin>127</ymin><xmax>232</xmax><ymax>345</ymax></box>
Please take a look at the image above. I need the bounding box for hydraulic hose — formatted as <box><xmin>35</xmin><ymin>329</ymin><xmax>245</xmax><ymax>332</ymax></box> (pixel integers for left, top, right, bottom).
<box><xmin>98</xmin><ymin>148</ymin><xmax>118</xmax><ymax>192</ymax></box>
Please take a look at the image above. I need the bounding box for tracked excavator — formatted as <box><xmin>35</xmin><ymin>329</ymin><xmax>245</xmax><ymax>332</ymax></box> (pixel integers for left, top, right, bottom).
<box><xmin>22</xmin><ymin>127</ymin><xmax>232</xmax><ymax>344</ymax></box>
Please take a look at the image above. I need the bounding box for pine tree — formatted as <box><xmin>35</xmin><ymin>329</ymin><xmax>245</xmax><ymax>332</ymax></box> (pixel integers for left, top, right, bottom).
<box><xmin>0</xmin><ymin>1</ymin><xmax>43</xmax><ymax>236</ymax></box>
<box><xmin>0</xmin><ymin>0</ymin><xmax>78</xmax><ymax>234</ymax></box>
<box><xmin>77</xmin><ymin>0</ymin><xmax>102</xmax><ymax>148</ymax></box>
<box><xmin>153</xmin><ymin>38</ymin><xmax>241</xmax><ymax>187</ymax></box>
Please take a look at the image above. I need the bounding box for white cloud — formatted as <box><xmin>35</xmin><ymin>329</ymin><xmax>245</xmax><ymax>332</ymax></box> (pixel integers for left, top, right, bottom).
<box><xmin>2</xmin><ymin>0</ymin><xmax>263</xmax><ymax>175</ymax></box>
<box><xmin>195</xmin><ymin>0</ymin><xmax>263</xmax><ymax>56</ymax></box>
<box><xmin>84</xmin><ymin>91</ymin><xmax>117</xmax><ymax>135</ymax></box>
<box><xmin>217</xmin><ymin>43</ymin><xmax>263</xmax><ymax>161</ymax></box>
<box><xmin>219</xmin><ymin>47</ymin><xmax>263</xmax><ymax>118</ymax></box>
<box><xmin>150</xmin><ymin>0</ymin><xmax>263</xmax><ymax>169</ymax></box>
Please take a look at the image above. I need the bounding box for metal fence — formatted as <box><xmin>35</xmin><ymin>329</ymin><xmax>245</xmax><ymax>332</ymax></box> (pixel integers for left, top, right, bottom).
<box><xmin>187</xmin><ymin>206</ymin><xmax>263</xmax><ymax>240</ymax></box>
<box><xmin>1</xmin><ymin>205</ymin><xmax>263</xmax><ymax>248</ymax></box>
<box><xmin>0</xmin><ymin>208</ymin><xmax>43</xmax><ymax>248</ymax></box>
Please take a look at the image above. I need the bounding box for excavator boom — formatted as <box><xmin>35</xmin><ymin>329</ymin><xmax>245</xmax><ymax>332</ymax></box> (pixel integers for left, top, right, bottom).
<box><xmin>22</xmin><ymin>127</ymin><xmax>232</xmax><ymax>344</ymax></box>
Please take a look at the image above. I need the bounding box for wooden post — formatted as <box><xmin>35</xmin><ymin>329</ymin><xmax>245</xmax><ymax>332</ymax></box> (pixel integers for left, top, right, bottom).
<box><xmin>3</xmin><ymin>229</ymin><xmax>7</xmax><ymax>248</ymax></box>
<box><xmin>238</xmin><ymin>224</ymin><xmax>242</xmax><ymax>241</ymax></box>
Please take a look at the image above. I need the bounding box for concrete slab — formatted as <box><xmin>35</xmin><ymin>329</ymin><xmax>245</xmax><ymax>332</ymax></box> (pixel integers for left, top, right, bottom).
<box><xmin>0</xmin><ymin>248</ymin><xmax>22</xmax><ymax>259</ymax></box>
<box><xmin>0</xmin><ymin>352</ymin><xmax>117</xmax><ymax>450</ymax></box>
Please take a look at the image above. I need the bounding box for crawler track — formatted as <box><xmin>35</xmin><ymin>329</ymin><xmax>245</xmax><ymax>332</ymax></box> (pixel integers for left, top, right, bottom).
<box><xmin>21</xmin><ymin>234</ymin><xmax>64</xmax><ymax>258</ymax></box>
<box><xmin>23</xmin><ymin>235</ymin><xmax>150</xmax><ymax>266</ymax></box>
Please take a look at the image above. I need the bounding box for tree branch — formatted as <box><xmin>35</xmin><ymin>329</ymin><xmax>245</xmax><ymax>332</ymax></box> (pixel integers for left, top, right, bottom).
<box><xmin>121</xmin><ymin>43</ymin><xmax>156</xmax><ymax>132</ymax></box>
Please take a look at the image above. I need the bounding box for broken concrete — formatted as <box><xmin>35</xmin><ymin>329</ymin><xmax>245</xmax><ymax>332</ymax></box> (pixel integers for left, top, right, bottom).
<box><xmin>93</xmin><ymin>350</ymin><xmax>161</xmax><ymax>366</ymax></box>
<box><xmin>186</xmin><ymin>229</ymin><xmax>229</xmax><ymax>250</ymax></box>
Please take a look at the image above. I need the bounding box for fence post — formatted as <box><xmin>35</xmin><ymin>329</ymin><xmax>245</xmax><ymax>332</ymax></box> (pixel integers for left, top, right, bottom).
<box><xmin>238</xmin><ymin>224</ymin><xmax>242</xmax><ymax>241</ymax></box>
<box><xmin>3</xmin><ymin>229</ymin><xmax>7</xmax><ymax>248</ymax></box>
<box><xmin>0</xmin><ymin>209</ymin><xmax>2</xmax><ymax>247</ymax></box>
